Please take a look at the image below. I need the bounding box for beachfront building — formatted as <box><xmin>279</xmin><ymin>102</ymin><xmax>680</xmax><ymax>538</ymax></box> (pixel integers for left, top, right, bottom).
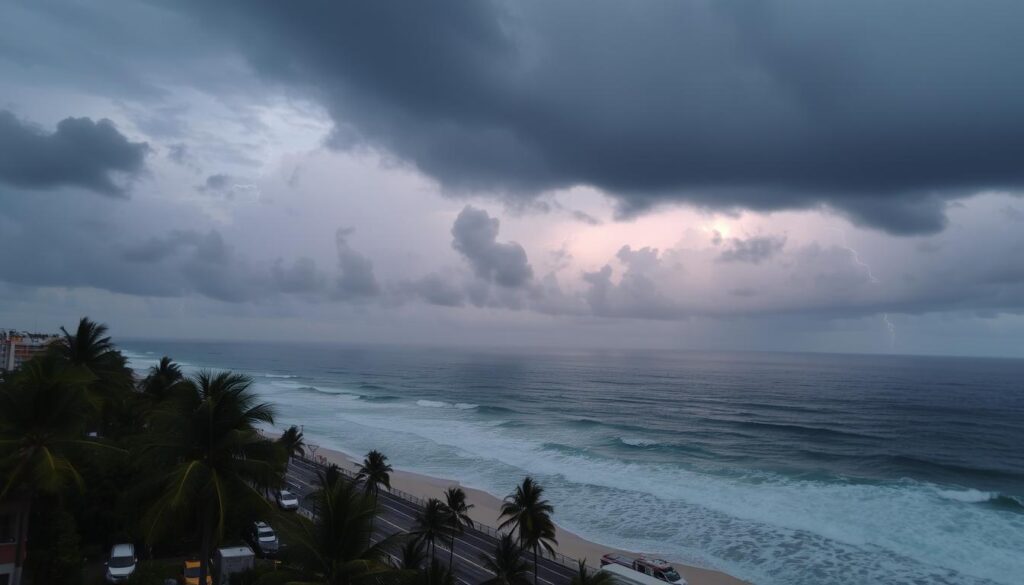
<box><xmin>0</xmin><ymin>493</ymin><xmax>30</xmax><ymax>585</ymax></box>
<box><xmin>0</xmin><ymin>331</ymin><xmax>58</xmax><ymax>372</ymax></box>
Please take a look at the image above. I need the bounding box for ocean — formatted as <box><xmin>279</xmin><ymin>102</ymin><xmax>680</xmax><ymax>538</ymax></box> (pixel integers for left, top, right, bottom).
<box><xmin>121</xmin><ymin>341</ymin><xmax>1024</xmax><ymax>585</ymax></box>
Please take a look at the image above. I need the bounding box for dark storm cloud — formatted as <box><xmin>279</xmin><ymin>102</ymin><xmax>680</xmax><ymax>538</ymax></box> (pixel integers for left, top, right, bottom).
<box><xmin>451</xmin><ymin>206</ymin><xmax>533</xmax><ymax>287</ymax></box>
<box><xmin>0</xmin><ymin>110</ymin><xmax>148</xmax><ymax>196</ymax></box>
<box><xmin>169</xmin><ymin>0</ymin><xmax>1024</xmax><ymax>234</ymax></box>
<box><xmin>718</xmin><ymin>235</ymin><xmax>787</xmax><ymax>264</ymax></box>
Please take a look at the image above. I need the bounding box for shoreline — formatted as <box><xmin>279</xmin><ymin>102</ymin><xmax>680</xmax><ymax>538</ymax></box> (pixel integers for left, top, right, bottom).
<box><xmin>306</xmin><ymin>443</ymin><xmax>749</xmax><ymax>585</ymax></box>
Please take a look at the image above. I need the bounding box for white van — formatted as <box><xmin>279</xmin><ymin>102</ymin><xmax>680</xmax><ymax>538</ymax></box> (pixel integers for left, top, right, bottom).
<box><xmin>601</xmin><ymin>562</ymin><xmax>688</xmax><ymax>585</ymax></box>
<box><xmin>105</xmin><ymin>543</ymin><xmax>137</xmax><ymax>583</ymax></box>
<box><xmin>214</xmin><ymin>545</ymin><xmax>255</xmax><ymax>585</ymax></box>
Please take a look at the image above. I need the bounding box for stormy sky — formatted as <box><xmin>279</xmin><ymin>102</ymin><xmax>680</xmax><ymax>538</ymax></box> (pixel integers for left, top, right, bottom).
<box><xmin>1</xmin><ymin>0</ymin><xmax>1023</xmax><ymax>356</ymax></box>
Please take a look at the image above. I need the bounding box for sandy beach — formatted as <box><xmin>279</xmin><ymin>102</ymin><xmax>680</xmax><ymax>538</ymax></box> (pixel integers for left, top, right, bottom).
<box><xmin>309</xmin><ymin>444</ymin><xmax>749</xmax><ymax>585</ymax></box>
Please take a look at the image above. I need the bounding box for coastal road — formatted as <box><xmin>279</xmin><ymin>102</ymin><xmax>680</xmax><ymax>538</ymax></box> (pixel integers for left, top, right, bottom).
<box><xmin>285</xmin><ymin>457</ymin><xmax>577</xmax><ymax>585</ymax></box>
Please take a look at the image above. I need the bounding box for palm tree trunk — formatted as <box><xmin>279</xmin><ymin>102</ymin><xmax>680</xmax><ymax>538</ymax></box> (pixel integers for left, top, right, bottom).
<box><xmin>429</xmin><ymin>540</ymin><xmax>436</xmax><ymax>585</ymax></box>
<box><xmin>368</xmin><ymin>489</ymin><xmax>377</xmax><ymax>538</ymax></box>
<box><xmin>449</xmin><ymin>533</ymin><xmax>455</xmax><ymax>568</ymax></box>
<box><xmin>200</xmin><ymin>515</ymin><xmax>213</xmax><ymax>585</ymax></box>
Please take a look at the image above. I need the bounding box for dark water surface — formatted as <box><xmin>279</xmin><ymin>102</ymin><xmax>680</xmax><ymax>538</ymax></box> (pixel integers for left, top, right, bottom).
<box><xmin>123</xmin><ymin>341</ymin><xmax>1024</xmax><ymax>585</ymax></box>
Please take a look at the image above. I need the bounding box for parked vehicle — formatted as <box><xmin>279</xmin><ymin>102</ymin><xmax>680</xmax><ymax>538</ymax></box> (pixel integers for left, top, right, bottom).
<box><xmin>183</xmin><ymin>559</ymin><xmax>213</xmax><ymax>585</ymax></box>
<box><xmin>601</xmin><ymin>563</ymin><xmax>688</xmax><ymax>585</ymax></box>
<box><xmin>245</xmin><ymin>520</ymin><xmax>280</xmax><ymax>557</ymax></box>
<box><xmin>276</xmin><ymin>489</ymin><xmax>299</xmax><ymax>510</ymax></box>
<box><xmin>601</xmin><ymin>554</ymin><xmax>687</xmax><ymax>584</ymax></box>
<box><xmin>213</xmin><ymin>545</ymin><xmax>255</xmax><ymax>585</ymax></box>
<box><xmin>105</xmin><ymin>543</ymin><xmax>137</xmax><ymax>583</ymax></box>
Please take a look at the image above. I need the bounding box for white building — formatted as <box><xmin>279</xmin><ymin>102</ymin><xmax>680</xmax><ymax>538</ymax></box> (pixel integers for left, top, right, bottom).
<box><xmin>0</xmin><ymin>331</ymin><xmax>58</xmax><ymax>372</ymax></box>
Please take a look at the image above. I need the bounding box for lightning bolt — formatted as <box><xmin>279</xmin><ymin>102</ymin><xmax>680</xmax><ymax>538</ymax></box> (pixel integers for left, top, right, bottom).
<box><xmin>830</xmin><ymin>229</ymin><xmax>895</xmax><ymax>350</ymax></box>
<box><xmin>882</xmin><ymin>313</ymin><xmax>896</xmax><ymax>350</ymax></box>
<box><xmin>833</xmin><ymin>230</ymin><xmax>879</xmax><ymax>284</ymax></box>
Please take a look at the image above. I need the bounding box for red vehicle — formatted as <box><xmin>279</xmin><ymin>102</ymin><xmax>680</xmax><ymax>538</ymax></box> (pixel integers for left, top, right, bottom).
<box><xmin>600</xmin><ymin>553</ymin><xmax>686</xmax><ymax>584</ymax></box>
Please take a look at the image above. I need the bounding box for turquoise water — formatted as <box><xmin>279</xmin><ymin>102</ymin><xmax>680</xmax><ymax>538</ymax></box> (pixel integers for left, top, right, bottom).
<box><xmin>123</xmin><ymin>341</ymin><xmax>1024</xmax><ymax>585</ymax></box>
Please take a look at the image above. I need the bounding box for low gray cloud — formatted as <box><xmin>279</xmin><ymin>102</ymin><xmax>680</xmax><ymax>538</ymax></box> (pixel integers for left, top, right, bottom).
<box><xmin>197</xmin><ymin>173</ymin><xmax>259</xmax><ymax>200</ymax></box>
<box><xmin>167</xmin><ymin>143</ymin><xmax>190</xmax><ymax>165</ymax></box>
<box><xmin>271</xmin><ymin>257</ymin><xmax>327</xmax><ymax>295</ymax></box>
<box><xmin>571</xmin><ymin>210</ymin><xmax>602</xmax><ymax>226</ymax></box>
<box><xmin>718</xmin><ymin>235</ymin><xmax>787</xmax><ymax>264</ymax></box>
<box><xmin>451</xmin><ymin>206</ymin><xmax>533</xmax><ymax>287</ymax></box>
<box><xmin>398</xmin><ymin>273</ymin><xmax>467</xmax><ymax>308</ymax></box>
<box><xmin>202</xmin><ymin>173</ymin><xmax>230</xmax><ymax>191</ymax></box>
<box><xmin>0</xmin><ymin>110</ymin><xmax>148</xmax><ymax>196</ymax></box>
<box><xmin>333</xmin><ymin>228</ymin><xmax>381</xmax><ymax>300</ymax></box>
<box><xmin>122</xmin><ymin>230</ymin><xmax>203</xmax><ymax>263</ymax></box>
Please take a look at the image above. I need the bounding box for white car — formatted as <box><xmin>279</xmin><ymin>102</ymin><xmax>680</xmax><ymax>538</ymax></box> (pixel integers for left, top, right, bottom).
<box><xmin>276</xmin><ymin>489</ymin><xmax>299</xmax><ymax>510</ymax></box>
<box><xmin>246</xmin><ymin>521</ymin><xmax>280</xmax><ymax>556</ymax></box>
<box><xmin>105</xmin><ymin>543</ymin><xmax>137</xmax><ymax>583</ymax></box>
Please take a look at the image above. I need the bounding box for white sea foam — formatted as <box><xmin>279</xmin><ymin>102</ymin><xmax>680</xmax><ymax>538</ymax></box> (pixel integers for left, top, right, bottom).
<box><xmin>620</xmin><ymin>437</ymin><xmax>660</xmax><ymax>447</ymax></box>
<box><xmin>416</xmin><ymin>400</ymin><xmax>449</xmax><ymax>408</ymax></box>
<box><xmin>297</xmin><ymin>405</ymin><xmax>1023</xmax><ymax>585</ymax></box>
<box><xmin>936</xmin><ymin>488</ymin><xmax>997</xmax><ymax>503</ymax></box>
<box><xmin>413</xmin><ymin>400</ymin><xmax>478</xmax><ymax>410</ymax></box>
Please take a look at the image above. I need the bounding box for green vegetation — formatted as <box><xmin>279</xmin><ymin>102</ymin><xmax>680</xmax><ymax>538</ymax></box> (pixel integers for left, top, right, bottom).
<box><xmin>443</xmin><ymin>487</ymin><xmax>474</xmax><ymax>568</ymax></box>
<box><xmin>356</xmin><ymin>449</ymin><xmax>392</xmax><ymax>534</ymax></box>
<box><xmin>570</xmin><ymin>560</ymin><xmax>614</xmax><ymax>585</ymax></box>
<box><xmin>499</xmin><ymin>477</ymin><xmax>558</xmax><ymax>585</ymax></box>
<box><xmin>123</xmin><ymin>559</ymin><xmax>180</xmax><ymax>585</ymax></box>
<box><xmin>138</xmin><ymin>370</ymin><xmax>282</xmax><ymax>584</ymax></box>
<box><xmin>0</xmin><ymin>317</ymin><xmax>566</xmax><ymax>585</ymax></box>
<box><xmin>414</xmin><ymin>497</ymin><xmax>453</xmax><ymax>567</ymax></box>
<box><xmin>480</xmin><ymin>534</ymin><xmax>533</xmax><ymax>585</ymax></box>
<box><xmin>278</xmin><ymin>477</ymin><xmax>398</xmax><ymax>585</ymax></box>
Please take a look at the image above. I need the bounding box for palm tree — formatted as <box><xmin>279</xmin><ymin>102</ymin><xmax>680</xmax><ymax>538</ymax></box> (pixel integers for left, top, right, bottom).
<box><xmin>414</xmin><ymin>498</ymin><xmax>452</xmax><ymax>564</ymax></box>
<box><xmin>356</xmin><ymin>450</ymin><xmax>392</xmax><ymax>496</ymax></box>
<box><xmin>394</xmin><ymin>536</ymin><xmax>428</xmax><ymax>571</ymax></box>
<box><xmin>318</xmin><ymin>463</ymin><xmax>343</xmax><ymax>490</ymax></box>
<box><xmin>443</xmin><ymin>487</ymin><xmax>474</xmax><ymax>568</ymax></box>
<box><xmin>419</xmin><ymin>559</ymin><xmax>456</xmax><ymax>585</ymax></box>
<box><xmin>278</xmin><ymin>425</ymin><xmax>306</xmax><ymax>471</ymax></box>
<box><xmin>356</xmin><ymin>450</ymin><xmax>392</xmax><ymax>532</ymax></box>
<box><xmin>570</xmin><ymin>560</ymin><xmax>613</xmax><ymax>585</ymax></box>
<box><xmin>0</xmin><ymin>357</ymin><xmax>115</xmax><ymax>499</ymax></box>
<box><xmin>0</xmin><ymin>356</ymin><xmax>124</xmax><ymax>582</ymax></box>
<box><xmin>139</xmin><ymin>371</ymin><xmax>282</xmax><ymax>585</ymax></box>
<box><xmin>481</xmin><ymin>533</ymin><xmax>533</xmax><ymax>585</ymax></box>
<box><xmin>499</xmin><ymin>477</ymin><xmax>558</xmax><ymax>585</ymax></box>
<box><xmin>281</xmin><ymin>478</ymin><xmax>400</xmax><ymax>585</ymax></box>
<box><xmin>54</xmin><ymin>318</ymin><xmax>118</xmax><ymax>368</ymax></box>
<box><xmin>54</xmin><ymin>318</ymin><xmax>131</xmax><ymax>388</ymax></box>
<box><xmin>53</xmin><ymin>317</ymin><xmax>132</xmax><ymax>436</ymax></box>
<box><xmin>390</xmin><ymin>538</ymin><xmax>456</xmax><ymax>585</ymax></box>
<box><xmin>140</xmin><ymin>356</ymin><xmax>184</xmax><ymax>403</ymax></box>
